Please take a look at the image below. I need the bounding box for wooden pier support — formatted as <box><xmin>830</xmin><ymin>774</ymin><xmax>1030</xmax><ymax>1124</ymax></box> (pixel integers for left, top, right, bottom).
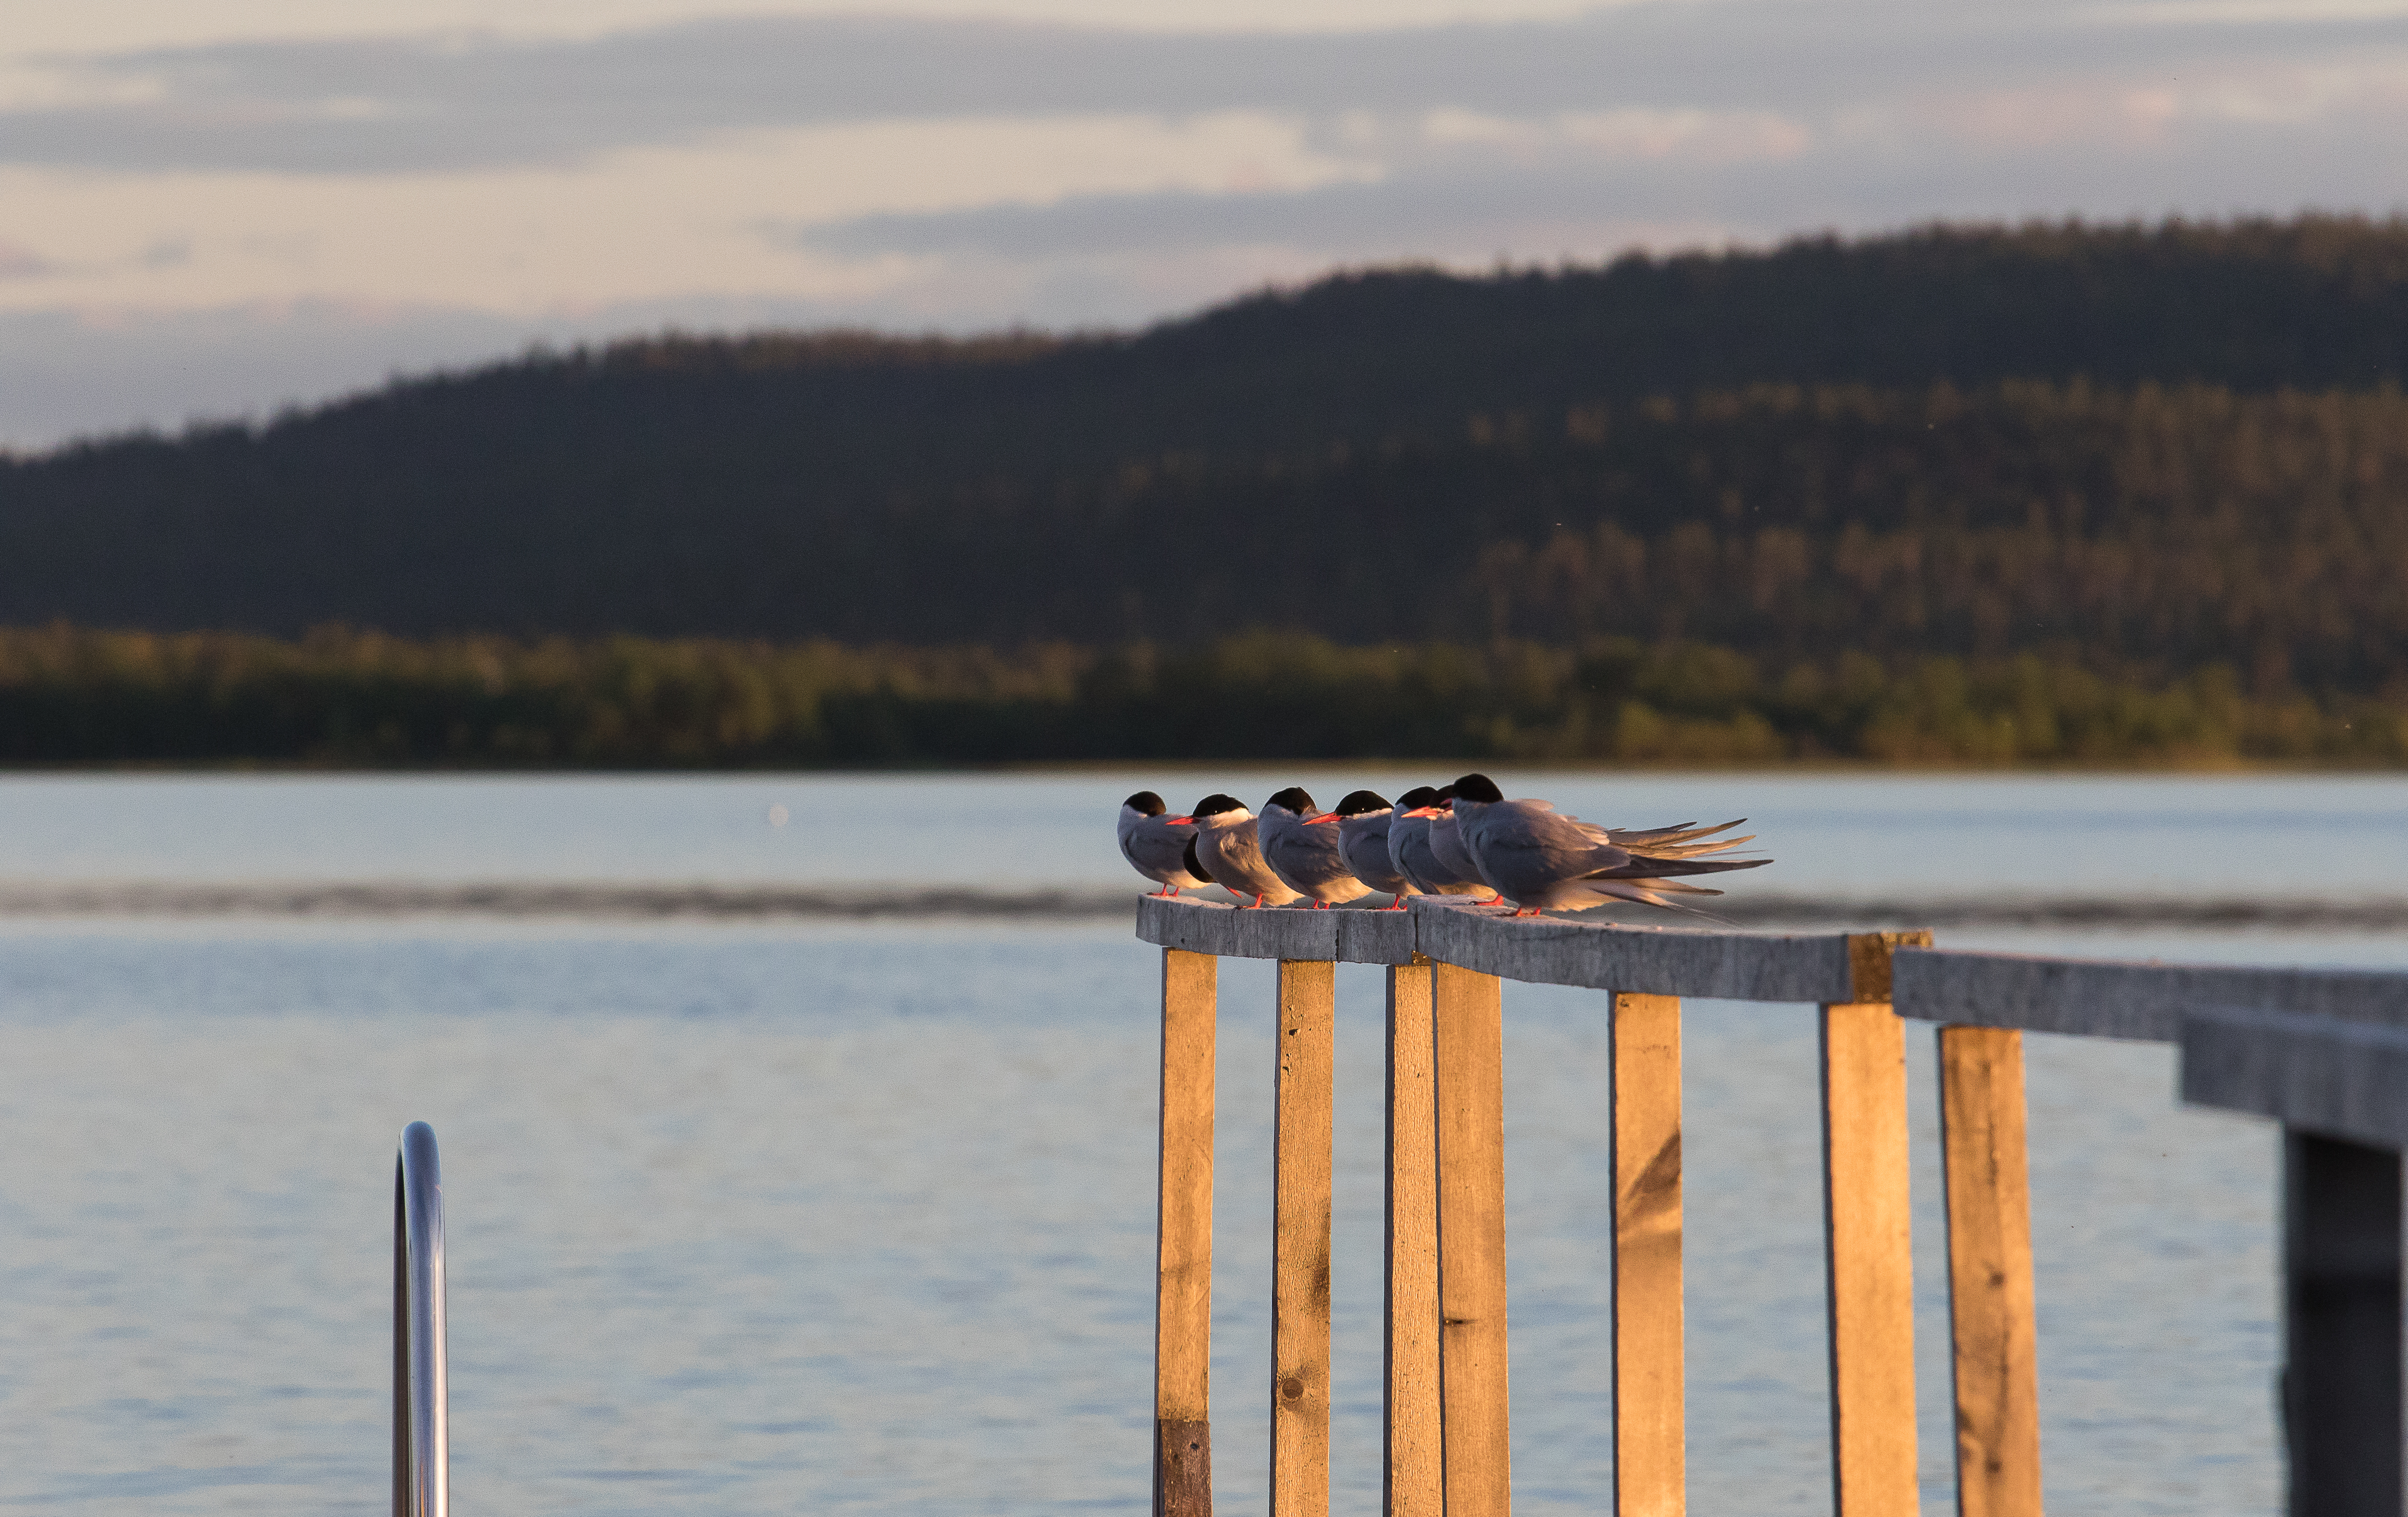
<box><xmin>1937</xmin><ymin>1026</ymin><xmax>2044</xmax><ymax>1517</ymax></box>
<box><xmin>1611</xmin><ymin>992</ymin><xmax>1684</xmax><ymax>1517</ymax></box>
<box><xmin>1155</xmin><ymin>948</ymin><xmax>1217</xmax><ymax>1517</ymax></box>
<box><xmin>1273</xmin><ymin>960</ymin><xmax>1336</xmax><ymax>1517</ymax></box>
<box><xmin>2284</xmin><ymin>1130</ymin><xmax>2403</xmax><ymax>1517</ymax></box>
<box><xmin>1820</xmin><ymin>935</ymin><xmax>1923</xmax><ymax>1517</ymax></box>
<box><xmin>1386</xmin><ymin>957</ymin><xmax>1443</xmax><ymax>1517</ymax></box>
<box><xmin>1434</xmin><ymin>962</ymin><xmax>1512</xmax><ymax>1517</ymax></box>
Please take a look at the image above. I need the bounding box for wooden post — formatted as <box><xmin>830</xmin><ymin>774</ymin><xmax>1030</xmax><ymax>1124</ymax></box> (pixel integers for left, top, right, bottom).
<box><xmin>1156</xmin><ymin>948</ymin><xmax>1217</xmax><ymax>1517</ymax></box>
<box><xmin>1273</xmin><ymin>959</ymin><xmax>1336</xmax><ymax>1517</ymax></box>
<box><xmin>1434</xmin><ymin>961</ymin><xmax>1512</xmax><ymax>1517</ymax></box>
<box><xmin>1387</xmin><ymin>957</ymin><xmax>1443</xmax><ymax>1517</ymax></box>
<box><xmin>2283</xmin><ymin>1129</ymin><xmax>2403</xmax><ymax>1517</ymax></box>
<box><xmin>1937</xmin><ymin>1026</ymin><xmax>2043</xmax><ymax>1517</ymax></box>
<box><xmin>1611</xmin><ymin>992</ymin><xmax>1683</xmax><ymax>1517</ymax></box>
<box><xmin>1820</xmin><ymin>933</ymin><xmax>1923</xmax><ymax>1517</ymax></box>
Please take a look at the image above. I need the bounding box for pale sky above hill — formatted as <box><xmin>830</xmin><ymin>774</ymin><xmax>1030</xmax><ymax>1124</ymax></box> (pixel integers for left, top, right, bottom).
<box><xmin>5</xmin><ymin>0</ymin><xmax>2408</xmax><ymax>446</ymax></box>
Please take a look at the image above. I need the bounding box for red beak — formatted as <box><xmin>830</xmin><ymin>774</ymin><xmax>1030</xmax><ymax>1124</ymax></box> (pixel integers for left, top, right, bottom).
<box><xmin>1306</xmin><ymin>813</ymin><xmax>1342</xmax><ymax>825</ymax></box>
<box><xmin>1164</xmin><ymin>815</ymin><xmax>1193</xmax><ymax>825</ymax></box>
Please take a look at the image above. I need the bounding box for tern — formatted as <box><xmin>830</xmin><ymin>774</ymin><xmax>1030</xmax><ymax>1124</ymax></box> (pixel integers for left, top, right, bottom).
<box><xmin>1258</xmin><ymin>787</ymin><xmax>1375</xmax><ymax>909</ymax></box>
<box><xmin>1388</xmin><ymin>785</ymin><xmax>1498</xmax><ymax>899</ymax></box>
<box><xmin>1191</xmin><ymin>794</ymin><xmax>1306</xmax><ymax>908</ymax></box>
<box><xmin>1117</xmin><ymin>791</ymin><xmax>1211</xmax><ymax>897</ymax></box>
<box><xmin>1331</xmin><ymin>790</ymin><xmax>1417</xmax><ymax>908</ymax></box>
<box><xmin>1428</xmin><ymin>786</ymin><xmax>1498</xmax><ymax>892</ymax></box>
<box><xmin>1445</xmin><ymin>772</ymin><xmax>1769</xmax><ymax>915</ymax></box>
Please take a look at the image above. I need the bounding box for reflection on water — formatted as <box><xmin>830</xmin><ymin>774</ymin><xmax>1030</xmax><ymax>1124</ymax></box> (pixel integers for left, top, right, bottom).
<box><xmin>0</xmin><ymin>920</ymin><xmax>2399</xmax><ymax>1515</ymax></box>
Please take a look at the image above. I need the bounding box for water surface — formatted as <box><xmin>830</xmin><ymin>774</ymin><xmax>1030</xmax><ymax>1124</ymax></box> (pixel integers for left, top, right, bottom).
<box><xmin>0</xmin><ymin>774</ymin><xmax>2399</xmax><ymax>1514</ymax></box>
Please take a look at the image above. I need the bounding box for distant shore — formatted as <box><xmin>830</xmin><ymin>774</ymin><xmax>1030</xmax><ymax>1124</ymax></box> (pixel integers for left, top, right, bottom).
<box><xmin>0</xmin><ymin>881</ymin><xmax>2402</xmax><ymax>933</ymax></box>
<box><xmin>0</xmin><ymin>625</ymin><xmax>2400</xmax><ymax>770</ymax></box>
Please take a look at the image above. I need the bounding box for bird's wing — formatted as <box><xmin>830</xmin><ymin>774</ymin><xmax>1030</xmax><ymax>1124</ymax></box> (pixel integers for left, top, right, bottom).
<box><xmin>1478</xmin><ymin>802</ymin><xmax>1630</xmax><ymax>881</ymax></box>
<box><xmin>1125</xmin><ymin>817</ymin><xmax>1196</xmax><ymax>875</ymax></box>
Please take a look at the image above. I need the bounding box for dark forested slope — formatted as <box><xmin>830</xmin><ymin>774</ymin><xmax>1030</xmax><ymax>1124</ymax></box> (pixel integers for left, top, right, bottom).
<box><xmin>6</xmin><ymin>214</ymin><xmax>2408</xmax><ymax>690</ymax></box>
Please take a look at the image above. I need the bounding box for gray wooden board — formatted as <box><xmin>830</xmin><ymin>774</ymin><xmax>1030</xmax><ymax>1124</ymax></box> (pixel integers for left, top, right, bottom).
<box><xmin>1136</xmin><ymin>895</ymin><xmax>1420</xmax><ymax>965</ymax></box>
<box><xmin>1894</xmin><ymin>948</ymin><xmax>2408</xmax><ymax>1044</ymax></box>
<box><xmin>2182</xmin><ymin>1008</ymin><xmax>2408</xmax><ymax>1148</ymax></box>
<box><xmin>1405</xmin><ymin>897</ymin><xmax>1864</xmax><ymax>1003</ymax></box>
<box><xmin>1138</xmin><ymin>896</ymin><xmax>1877</xmax><ymax>1000</ymax></box>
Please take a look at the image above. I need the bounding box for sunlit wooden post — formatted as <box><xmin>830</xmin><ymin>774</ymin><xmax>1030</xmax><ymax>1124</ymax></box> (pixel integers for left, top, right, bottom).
<box><xmin>1434</xmin><ymin>960</ymin><xmax>1512</xmax><ymax>1517</ymax></box>
<box><xmin>1272</xmin><ymin>959</ymin><xmax>1336</xmax><ymax>1517</ymax></box>
<box><xmin>1937</xmin><ymin>1025</ymin><xmax>2044</xmax><ymax>1517</ymax></box>
<box><xmin>1155</xmin><ymin>948</ymin><xmax>1217</xmax><ymax>1517</ymax></box>
<box><xmin>1386</xmin><ymin>955</ymin><xmax>1443</xmax><ymax>1517</ymax></box>
<box><xmin>1820</xmin><ymin>932</ymin><xmax>1927</xmax><ymax>1517</ymax></box>
<box><xmin>1611</xmin><ymin>991</ymin><xmax>1683</xmax><ymax>1517</ymax></box>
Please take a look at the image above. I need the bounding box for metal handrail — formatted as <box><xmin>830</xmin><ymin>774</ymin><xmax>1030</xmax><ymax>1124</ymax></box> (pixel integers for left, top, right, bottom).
<box><xmin>393</xmin><ymin>1122</ymin><xmax>447</xmax><ymax>1517</ymax></box>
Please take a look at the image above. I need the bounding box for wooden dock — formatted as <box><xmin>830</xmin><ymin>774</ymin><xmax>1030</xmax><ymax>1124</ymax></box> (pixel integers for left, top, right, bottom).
<box><xmin>1137</xmin><ymin>893</ymin><xmax>2408</xmax><ymax>1517</ymax></box>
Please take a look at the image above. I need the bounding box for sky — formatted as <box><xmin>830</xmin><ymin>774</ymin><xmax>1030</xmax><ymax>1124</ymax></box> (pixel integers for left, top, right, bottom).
<box><xmin>4</xmin><ymin>0</ymin><xmax>2408</xmax><ymax>448</ymax></box>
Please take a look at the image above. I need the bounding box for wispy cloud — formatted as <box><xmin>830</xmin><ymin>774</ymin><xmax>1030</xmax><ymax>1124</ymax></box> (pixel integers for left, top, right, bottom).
<box><xmin>5</xmin><ymin>0</ymin><xmax>2408</xmax><ymax>444</ymax></box>
<box><xmin>5</xmin><ymin>1</ymin><xmax>2406</xmax><ymax>175</ymax></box>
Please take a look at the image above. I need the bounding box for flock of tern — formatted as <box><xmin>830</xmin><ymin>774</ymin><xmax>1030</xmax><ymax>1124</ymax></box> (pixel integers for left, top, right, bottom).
<box><xmin>1117</xmin><ymin>776</ymin><xmax>1770</xmax><ymax>917</ymax></box>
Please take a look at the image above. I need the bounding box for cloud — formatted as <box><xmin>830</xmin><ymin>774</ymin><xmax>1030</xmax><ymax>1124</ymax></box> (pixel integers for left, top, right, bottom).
<box><xmin>0</xmin><ymin>238</ymin><xmax>56</xmax><ymax>277</ymax></box>
<box><xmin>4</xmin><ymin>0</ymin><xmax>2406</xmax><ymax>175</ymax></box>
<box><xmin>787</xmin><ymin>89</ymin><xmax>2408</xmax><ymax>263</ymax></box>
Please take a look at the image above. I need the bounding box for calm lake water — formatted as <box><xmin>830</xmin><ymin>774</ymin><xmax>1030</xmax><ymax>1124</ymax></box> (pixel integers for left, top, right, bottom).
<box><xmin>0</xmin><ymin>772</ymin><xmax>2402</xmax><ymax>1515</ymax></box>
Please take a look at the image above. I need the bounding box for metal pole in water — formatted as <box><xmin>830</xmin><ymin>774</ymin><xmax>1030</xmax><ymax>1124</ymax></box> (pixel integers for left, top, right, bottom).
<box><xmin>394</xmin><ymin>1122</ymin><xmax>448</xmax><ymax>1517</ymax></box>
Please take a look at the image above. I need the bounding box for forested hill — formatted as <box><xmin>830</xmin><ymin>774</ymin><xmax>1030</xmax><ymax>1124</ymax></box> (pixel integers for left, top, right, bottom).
<box><xmin>6</xmin><ymin>214</ymin><xmax>2408</xmax><ymax>695</ymax></box>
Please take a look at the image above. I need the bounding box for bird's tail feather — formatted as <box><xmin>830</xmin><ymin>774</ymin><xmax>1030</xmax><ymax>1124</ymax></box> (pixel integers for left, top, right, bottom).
<box><xmin>1584</xmin><ymin>854</ymin><xmax>1770</xmax><ymax>882</ymax></box>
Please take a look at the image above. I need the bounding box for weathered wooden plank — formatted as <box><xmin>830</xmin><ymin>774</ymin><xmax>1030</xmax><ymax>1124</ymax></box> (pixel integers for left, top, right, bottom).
<box><xmin>1937</xmin><ymin>1026</ymin><xmax>2043</xmax><ymax>1517</ymax></box>
<box><xmin>1386</xmin><ymin>958</ymin><xmax>1443</xmax><ymax>1517</ymax></box>
<box><xmin>1155</xmin><ymin>949</ymin><xmax>1217</xmax><ymax>1517</ymax></box>
<box><xmin>1273</xmin><ymin>960</ymin><xmax>1336</xmax><ymax>1517</ymax></box>
<box><xmin>1896</xmin><ymin>948</ymin><xmax>2408</xmax><ymax>1044</ymax></box>
<box><xmin>1411</xmin><ymin>896</ymin><xmax>1861</xmax><ymax>1004</ymax></box>
<box><xmin>1611</xmin><ymin>992</ymin><xmax>1684</xmax><ymax>1517</ymax></box>
<box><xmin>2182</xmin><ymin>1007</ymin><xmax>2408</xmax><ymax>1148</ymax></box>
<box><xmin>1138</xmin><ymin>894</ymin><xmax>1419</xmax><ymax>964</ymax></box>
<box><xmin>1821</xmin><ymin>988</ymin><xmax>1918</xmax><ymax>1517</ymax></box>
<box><xmin>1434</xmin><ymin>962</ymin><xmax>1513</xmax><ymax>1517</ymax></box>
<box><xmin>2283</xmin><ymin>1131</ymin><xmax>2404</xmax><ymax>1517</ymax></box>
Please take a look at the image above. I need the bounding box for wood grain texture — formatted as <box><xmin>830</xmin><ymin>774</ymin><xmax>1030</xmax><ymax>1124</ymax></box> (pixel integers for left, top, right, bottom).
<box><xmin>2182</xmin><ymin>1006</ymin><xmax>2408</xmax><ymax>1147</ymax></box>
<box><xmin>1610</xmin><ymin>993</ymin><xmax>1683</xmax><ymax>1517</ymax></box>
<box><xmin>1156</xmin><ymin>949</ymin><xmax>1217</xmax><ymax>1517</ymax></box>
<box><xmin>1138</xmin><ymin>894</ymin><xmax>1419</xmax><ymax>964</ymax></box>
<box><xmin>1386</xmin><ymin>958</ymin><xmax>1443</xmax><ymax>1517</ymax></box>
<box><xmin>1894</xmin><ymin>947</ymin><xmax>2408</xmax><ymax>1043</ymax></box>
<box><xmin>1937</xmin><ymin>1026</ymin><xmax>2042</xmax><ymax>1517</ymax></box>
<box><xmin>1434</xmin><ymin>962</ymin><xmax>1513</xmax><ymax>1517</ymax></box>
<box><xmin>1273</xmin><ymin>960</ymin><xmax>1336</xmax><ymax>1517</ymax></box>
<box><xmin>1412</xmin><ymin>897</ymin><xmax>1862</xmax><ymax>1003</ymax></box>
<box><xmin>1820</xmin><ymin>995</ymin><xmax>1918</xmax><ymax>1517</ymax></box>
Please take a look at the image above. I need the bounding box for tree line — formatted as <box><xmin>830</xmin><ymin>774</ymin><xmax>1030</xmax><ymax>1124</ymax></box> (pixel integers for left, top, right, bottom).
<box><xmin>0</xmin><ymin>625</ymin><xmax>2395</xmax><ymax>768</ymax></box>
<box><xmin>6</xmin><ymin>215</ymin><xmax>2408</xmax><ymax>668</ymax></box>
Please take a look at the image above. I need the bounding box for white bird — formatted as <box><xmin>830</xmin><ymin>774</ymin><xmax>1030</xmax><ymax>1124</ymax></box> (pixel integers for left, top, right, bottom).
<box><xmin>1332</xmin><ymin>790</ymin><xmax>1417</xmax><ymax>908</ymax></box>
<box><xmin>1258</xmin><ymin>787</ymin><xmax>1374</xmax><ymax>909</ymax></box>
<box><xmin>1387</xmin><ymin>785</ymin><xmax>1497</xmax><ymax>898</ymax></box>
<box><xmin>1117</xmin><ymin>790</ymin><xmax>1210</xmax><ymax>897</ymax></box>
<box><xmin>1191</xmin><ymin>794</ymin><xmax>1306</xmax><ymax>908</ymax></box>
<box><xmin>1445</xmin><ymin>772</ymin><xmax>1769</xmax><ymax>916</ymax></box>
